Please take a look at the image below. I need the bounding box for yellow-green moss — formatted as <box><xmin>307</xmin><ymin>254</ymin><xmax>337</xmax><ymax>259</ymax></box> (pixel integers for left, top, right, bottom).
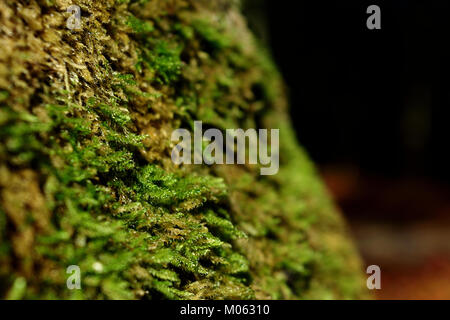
<box><xmin>0</xmin><ymin>0</ymin><xmax>367</xmax><ymax>299</ymax></box>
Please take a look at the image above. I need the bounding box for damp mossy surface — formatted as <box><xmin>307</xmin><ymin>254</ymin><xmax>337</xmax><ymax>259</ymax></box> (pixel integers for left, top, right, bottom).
<box><xmin>0</xmin><ymin>0</ymin><xmax>368</xmax><ymax>299</ymax></box>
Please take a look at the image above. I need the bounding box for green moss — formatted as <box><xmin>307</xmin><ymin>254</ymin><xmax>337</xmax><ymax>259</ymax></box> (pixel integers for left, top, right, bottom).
<box><xmin>0</xmin><ymin>91</ymin><xmax>9</xmax><ymax>102</ymax></box>
<box><xmin>0</xmin><ymin>0</ymin><xmax>367</xmax><ymax>300</ymax></box>
<box><xmin>127</xmin><ymin>15</ymin><xmax>154</xmax><ymax>34</ymax></box>
<box><xmin>192</xmin><ymin>19</ymin><xmax>231</xmax><ymax>51</ymax></box>
<box><xmin>136</xmin><ymin>40</ymin><xmax>183</xmax><ymax>85</ymax></box>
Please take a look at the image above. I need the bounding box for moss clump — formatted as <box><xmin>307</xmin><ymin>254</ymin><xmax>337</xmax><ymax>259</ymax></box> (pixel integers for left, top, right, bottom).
<box><xmin>0</xmin><ymin>0</ymin><xmax>368</xmax><ymax>299</ymax></box>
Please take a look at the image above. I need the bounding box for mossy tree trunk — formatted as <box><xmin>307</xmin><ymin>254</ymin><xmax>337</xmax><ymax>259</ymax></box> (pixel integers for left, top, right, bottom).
<box><xmin>0</xmin><ymin>0</ymin><xmax>367</xmax><ymax>299</ymax></box>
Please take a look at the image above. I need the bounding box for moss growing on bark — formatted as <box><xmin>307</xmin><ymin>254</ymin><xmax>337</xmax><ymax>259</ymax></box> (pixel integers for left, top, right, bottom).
<box><xmin>0</xmin><ymin>0</ymin><xmax>367</xmax><ymax>299</ymax></box>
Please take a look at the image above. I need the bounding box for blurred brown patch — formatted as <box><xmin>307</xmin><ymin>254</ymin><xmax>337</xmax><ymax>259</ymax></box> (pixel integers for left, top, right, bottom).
<box><xmin>321</xmin><ymin>165</ymin><xmax>450</xmax><ymax>300</ymax></box>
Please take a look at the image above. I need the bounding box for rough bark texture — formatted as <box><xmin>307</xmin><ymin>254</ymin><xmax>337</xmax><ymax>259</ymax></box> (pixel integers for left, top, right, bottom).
<box><xmin>0</xmin><ymin>0</ymin><xmax>367</xmax><ymax>299</ymax></box>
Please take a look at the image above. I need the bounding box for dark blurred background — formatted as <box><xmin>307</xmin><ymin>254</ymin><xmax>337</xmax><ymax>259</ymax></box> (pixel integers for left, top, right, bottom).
<box><xmin>244</xmin><ymin>0</ymin><xmax>450</xmax><ymax>299</ymax></box>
